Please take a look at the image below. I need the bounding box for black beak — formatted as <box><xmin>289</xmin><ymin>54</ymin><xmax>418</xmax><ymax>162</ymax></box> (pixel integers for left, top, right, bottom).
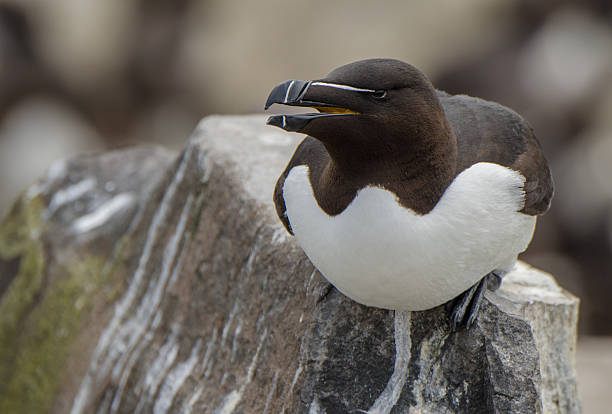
<box><xmin>266</xmin><ymin>113</ymin><xmax>333</xmax><ymax>132</ymax></box>
<box><xmin>265</xmin><ymin>79</ymin><xmax>357</xmax><ymax>132</ymax></box>
<box><xmin>264</xmin><ymin>80</ymin><xmax>311</xmax><ymax>110</ymax></box>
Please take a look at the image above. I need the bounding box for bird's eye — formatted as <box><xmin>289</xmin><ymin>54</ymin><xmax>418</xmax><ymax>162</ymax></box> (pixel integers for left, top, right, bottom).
<box><xmin>371</xmin><ymin>90</ymin><xmax>387</xmax><ymax>100</ymax></box>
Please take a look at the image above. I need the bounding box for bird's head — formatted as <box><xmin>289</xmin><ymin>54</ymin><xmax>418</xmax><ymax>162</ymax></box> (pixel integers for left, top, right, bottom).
<box><xmin>265</xmin><ymin>59</ymin><xmax>448</xmax><ymax>156</ymax></box>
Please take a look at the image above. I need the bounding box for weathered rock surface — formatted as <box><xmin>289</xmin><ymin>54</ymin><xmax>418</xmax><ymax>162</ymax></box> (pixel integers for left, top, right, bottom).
<box><xmin>0</xmin><ymin>115</ymin><xmax>580</xmax><ymax>413</ymax></box>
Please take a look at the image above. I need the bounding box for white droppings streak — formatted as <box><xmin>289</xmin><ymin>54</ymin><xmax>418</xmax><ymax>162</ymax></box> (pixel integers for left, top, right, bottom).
<box><xmin>153</xmin><ymin>339</ymin><xmax>203</xmax><ymax>414</ymax></box>
<box><xmin>71</xmin><ymin>146</ymin><xmax>194</xmax><ymax>414</ymax></box>
<box><xmin>289</xmin><ymin>363</ymin><xmax>304</xmax><ymax>395</ymax></box>
<box><xmin>306</xmin><ymin>269</ymin><xmax>317</xmax><ymax>293</ymax></box>
<box><xmin>71</xmin><ymin>193</ymin><xmax>135</xmax><ymax>233</ymax></box>
<box><xmin>109</xmin><ymin>194</ymin><xmax>193</xmax><ymax>406</ymax></box>
<box><xmin>168</xmin><ymin>233</ymin><xmax>190</xmax><ymax>287</ymax></box>
<box><xmin>142</xmin><ymin>339</ymin><xmax>179</xmax><ymax>396</ymax></box>
<box><xmin>309</xmin><ymin>396</ymin><xmax>326</xmax><ymax>414</ymax></box>
<box><xmin>46</xmin><ymin>159</ymin><xmax>68</xmax><ymax>183</ymax></box>
<box><xmin>184</xmin><ymin>386</ymin><xmax>205</xmax><ymax>414</ymax></box>
<box><xmin>245</xmin><ymin>248</ymin><xmax>257</xmax><ymax>275</ymax></box>
<box><xmin>280</xmin><ymin>362</ymin><xmax>303</xmax><ymax>414</ymax></box>
<box><xmin>271</xmin><ymin>227</ymin><xmax>290</xmax><ymax>245</ymax></box>
<box><xmin>110</xmin><ymin>332</ymin><xmax>154</xmax><ymax>413</ymax></box>
<box><xmin>214</xmin><ymin>329</ymin><xmax>268</xmax><ymax>414</ymax></box>
<box><xmin>134</xmin><ymin>325</ymin><xmax>181</xmax><ymax>414</ymax></box>
<box><xmin>198</xmin><ymin>330</ymin><xmax>218</xmax><ymax>380</ymax></box>
<box><xmin>151</xmin><ymin>312</ymin><xmax>163</xmax><ymax>330</ymax></box>
<box><xmin>215</xmin><ymin>390</ymin><xmax>241</xmax><ymax>414</ymax></box>
<box><xmin>262</xmin><ymin>371</ymin><xmax>279</xmax><ymax>414</ymax></box>
<box><xmin>246</xmin><ymin>329</ymin><xmax>267</xmax><ymax>382</ymax></box>
<box><xmin>221</xmin><ymin>301</ymin><xmax>240</xmax><ymax>348</ymax></box>
<box><xmin>203</xmin><ymin>351</ymin><xmax>215</xmax><ymax>380</ymax></box>
<box><xmin>368</xmin><ymin>311</ymin><xmax>412</xmax><ymax>414</ymax></box>
<box><xmin>198</xmin><ymin>151</ymin><xmax>213</xmax><ymax>184</ymax></box>
<box><xmin>231</xmin><ymin>320</ymin><xmax>243</xmax><ymax>362</ymax></box>
<box><xmin>46</xmin><ymin>177</ymin><xmax>96</xmax><ymax>217</ymax></box>
<box><xmin>95</xmin><ymin>390</ymin><xmax>113</xmax><ymax>414</ymax></box>
<box><xmin>409</xmin><ymin>327</ymin><xmax>448</xmax><ymax>413</ymax></box>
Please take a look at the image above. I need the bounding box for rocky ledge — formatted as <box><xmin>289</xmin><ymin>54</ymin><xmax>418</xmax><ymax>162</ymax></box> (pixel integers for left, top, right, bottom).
<box><xmin>0</xmin><ymin>115</ymin><xmax>580</xmax><ymax>413</ymax></box>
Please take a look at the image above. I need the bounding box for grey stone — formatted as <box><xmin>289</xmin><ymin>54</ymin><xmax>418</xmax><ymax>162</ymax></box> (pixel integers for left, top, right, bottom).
<box><xmin>0</xmin><ymin>115</ymin><xmax>580</xmax><ymax>413</ymax></box>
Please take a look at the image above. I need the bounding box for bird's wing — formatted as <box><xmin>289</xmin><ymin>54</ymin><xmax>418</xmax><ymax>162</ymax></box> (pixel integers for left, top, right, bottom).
<box><xmin>438</xmin><ymin>92</ymin><xmax>553</xmax><ymax>215</ymax></box>
<box><xmin>273</xmin><ymin>136</ymin><xmax>330</xmax><ymax>234</ymax></box>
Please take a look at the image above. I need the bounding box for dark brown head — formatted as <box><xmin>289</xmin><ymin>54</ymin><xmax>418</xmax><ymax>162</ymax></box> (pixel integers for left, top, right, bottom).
<box><xmin>265</xmin><ymin>59</ymin><xmax>456</xmax><ymax>173</ymax></box>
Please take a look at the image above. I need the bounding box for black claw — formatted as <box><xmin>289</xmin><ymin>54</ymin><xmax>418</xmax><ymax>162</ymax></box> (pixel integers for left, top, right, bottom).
<box><xmin>449</xmin><ymin>282</ymin><xmax>479</xmax><ymax>332</ymax></box>
<box><xmin>447</xmin><ymin>271</ymin><xmax>500</xmax><ymax>331</ymax></box>
<box><xmin>465</xmin><ymin>278</ymin><xmax>487</xmax><ymax>328</ymax></box>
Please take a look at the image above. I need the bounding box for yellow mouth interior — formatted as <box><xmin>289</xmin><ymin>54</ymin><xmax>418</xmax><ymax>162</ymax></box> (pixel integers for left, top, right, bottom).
<box><xmin>314</xmin><ymin>106</ymin><xmax>359</xmax><ymax>114</ymax></box>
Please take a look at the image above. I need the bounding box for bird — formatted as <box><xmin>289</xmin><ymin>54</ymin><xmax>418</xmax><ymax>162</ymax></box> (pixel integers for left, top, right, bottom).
<box><xmin>264</xmin><ymin>58</ymin><xmax>553</xmax><ymax>330</ymax></box>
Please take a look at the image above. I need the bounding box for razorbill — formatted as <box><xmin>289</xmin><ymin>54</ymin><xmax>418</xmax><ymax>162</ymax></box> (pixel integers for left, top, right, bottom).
<box><xmin>264</xmin><ymin>59</ymin><xmax>553</xmax><ymax>330</ymax></box>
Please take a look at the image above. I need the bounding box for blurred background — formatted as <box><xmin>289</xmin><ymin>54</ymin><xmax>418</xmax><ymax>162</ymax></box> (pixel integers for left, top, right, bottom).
<box><xmin>0</xmin><ymin>0</ymin><xmax>610</xmax><ymax>410</ymax></box>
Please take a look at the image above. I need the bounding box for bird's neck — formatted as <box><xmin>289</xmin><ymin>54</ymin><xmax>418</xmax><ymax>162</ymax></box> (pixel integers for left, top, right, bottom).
<box><xmin>319</xmin><ymin>119</ymin><xmax>458</xmax><ymax>215</ymax></box>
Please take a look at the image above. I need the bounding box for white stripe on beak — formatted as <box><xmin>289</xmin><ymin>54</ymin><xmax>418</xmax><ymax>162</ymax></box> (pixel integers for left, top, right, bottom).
<box><xmin>284</xmin><ymin>80</ymin><xmax>296</xmax><ymax>103</ymax></box>
<box><xmin>310</xmin><ymin>82</ymin><xmax>376</xmax><ymax>93</ymax></box>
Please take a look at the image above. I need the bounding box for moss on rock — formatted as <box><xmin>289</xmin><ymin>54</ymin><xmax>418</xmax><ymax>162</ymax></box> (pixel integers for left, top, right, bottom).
<box><xmin>0</xmin><ymin>194</ymin><xmax>47</xmax><ymax>403</ymax></box>
<box><xmin>0</xmin><ymin>194</ymin><xmax>123</xmax><ymax>413</ymax></box>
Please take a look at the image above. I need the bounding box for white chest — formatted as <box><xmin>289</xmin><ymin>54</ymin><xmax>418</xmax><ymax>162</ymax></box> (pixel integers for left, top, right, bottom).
<box><xmin>283</xmin><ymin>162</ymin><xmax>536</xmax><ymax>310</ymax></box>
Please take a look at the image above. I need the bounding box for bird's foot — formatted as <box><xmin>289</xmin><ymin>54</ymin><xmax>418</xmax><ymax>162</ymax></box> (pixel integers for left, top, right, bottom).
<box><xmin>446</xmin><ymin>271</ymin><xmax>501</xmax><ymax>331</ymax></box>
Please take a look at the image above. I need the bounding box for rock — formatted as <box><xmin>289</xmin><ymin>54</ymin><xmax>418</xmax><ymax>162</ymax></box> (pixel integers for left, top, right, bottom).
<box><xmin>0</xmin><ymin>145</ymin><xmax>175</xmax><ymax>414</ymax></box>
<box><xmin>0</xmin><ymin>115</ymin><xmax>580</xmax><ymax>413</ymax></box>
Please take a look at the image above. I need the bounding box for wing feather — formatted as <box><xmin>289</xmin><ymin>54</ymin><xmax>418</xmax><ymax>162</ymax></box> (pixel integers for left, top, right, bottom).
<box><xmin>438</xmin><ymin>92</ymin><xmax>553</xmax><ymax>215</ymax></box>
